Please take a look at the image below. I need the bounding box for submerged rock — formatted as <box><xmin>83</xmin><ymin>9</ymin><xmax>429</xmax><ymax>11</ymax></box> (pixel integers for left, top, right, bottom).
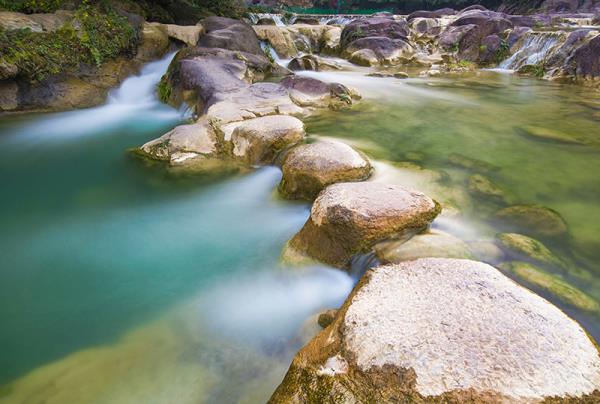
<box><xmin>467</xmin><ymin>173</ymin><xmax>508</xmax><ymax>204</ymax></box>
<box><xmin>500</xmin><ymin>261</ymin><xmax>599</xmax><ymax>313</ymax></box>
<box><xmin>496</xmin><ymin>232</ymin><xmax>568</xmax><ymax>270</ymax></box>
<box><xmin>270</xmin><ymin>258</ymin><xmax>600</xmax><ymax>403</ymax></box>
<box><xmin>374</xmin><ymin>229</ymin><xmax>472</xmax><ymax>263</ymax></box>
<box><xmin>286</xmin><ymin>182</ymin><xmax>441</xmax><ymax>268</ymax></box>
<box><xmin>229</xmin><ymin>115</ymin><xmax>305</xmax><ymax>165</ymax></box>
<box><xmin>519</xmin><ymin>125</ymin><xmax>588</xmax><ymax>145</ymax></box>
<box><xmin>447</xmin><ymin>153</ymin><xmax>499</xmax><ymax>173</ymax></box>
<box><xmin>494</xmin><ymin>204</ymin><xmax>568</xmax><ymax>238</ymax></box>
<box><xmin>278</xmin><ymin>140</ymin><xmax>372</xmax><ymax>200</ymax></box>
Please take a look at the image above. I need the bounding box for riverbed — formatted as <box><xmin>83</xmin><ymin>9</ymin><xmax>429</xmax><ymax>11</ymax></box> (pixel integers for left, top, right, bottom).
<box><xmin>1</xmin><ymin>54</ymin><xmax>599</xmax><ymax>402</ymax></box>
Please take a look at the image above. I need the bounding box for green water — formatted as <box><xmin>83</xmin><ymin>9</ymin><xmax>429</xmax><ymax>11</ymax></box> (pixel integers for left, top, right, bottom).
<box><xmin>302</xmin><ymin>68</ymin><xmax>600</xmax><ymax>338</ymax></box>
<box><xmin>1</xmin><ymin>63</ymin><xmax>600</xmax><ymax>403</ymax></box>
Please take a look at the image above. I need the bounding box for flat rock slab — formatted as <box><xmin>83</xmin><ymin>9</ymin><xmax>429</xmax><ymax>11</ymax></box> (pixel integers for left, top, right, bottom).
<box><xmin>230</xmin><ymin>115</ymin><xmax>305</xmax><ymax>165</ymax></box>
<box><xmin>287</xmin><ymin>182</ymin><xmax>440</xmax><ymax>268</ymax></box>
<box><xmin>270</xmin><ymin>258</ymin><xmax>600</xmax><ymax>403</ymax></box>
<box><xmin>279</xmin><ymin>140</ymin><xmax>372</xmax><ymax>200</ymax></box>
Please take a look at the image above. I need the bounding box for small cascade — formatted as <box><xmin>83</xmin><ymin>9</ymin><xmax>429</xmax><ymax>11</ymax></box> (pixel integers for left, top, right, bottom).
<box><xmin>318</xmin><ymin>15</ymin><xmax>357</xmax><ymax>25</ymax></box>
<box><xmin>247</xmin><ymin>13</ymin><xmax>286</xmax><ymax>26</ymax></box>
<box><xmin>260</xmin><ymin>41</ymin><xmax>290</xmax><ymax>68</ymax></box>
<box><xmin>499</xmin><ymin>32</ymin><xmax>564</xmax><ymax>70</ymax></box>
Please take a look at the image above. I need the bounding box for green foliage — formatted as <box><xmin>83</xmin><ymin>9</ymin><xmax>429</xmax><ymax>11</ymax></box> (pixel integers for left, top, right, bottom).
<box><xmin>0</xmin><ymin>0</ymin><xmax>66</xmax><ymax>13</ymax></box>
<box><xmin>520</xmin><ymin>64</ymin><xmax>545</xmax><ymax>78</ymax></box>
<box><xmin>190</xmin><ymin>0</ymin><xmax>244</xmax><ymax>18</ymax></box>
<box><xmin>157</xmin><ymin>76</ymin><xmax>171</xmax><ymax>103</ymax></box>
<box><xmin>495</xmin><ymin>39</ymin><xmax>510</xmax><ymax>63</ymax></box>
<box><xmin>0</xmin><ymin>1</ymin><xmax>137</xmax><ymax>81</ymax></box>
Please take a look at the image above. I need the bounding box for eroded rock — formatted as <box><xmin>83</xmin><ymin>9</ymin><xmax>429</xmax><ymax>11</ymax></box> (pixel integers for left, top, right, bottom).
<box><xmin>494</xmin><ymin>204</ymin><xmax>568</xmax><ymax>238</ymax></box>
<box><xmin>230</xmin><ymin>115</ymin><xmax>305</xmax><ymax>165</ymax></box>
<box><xmin>286</xmin><ymin>182</ymin><xmax>441</xmax><ymax>268</ymax></box>
<box><xmin>270</xmin><ymin>258</ymin><xmax>600</xmax><ymax>403</ymax></box>
<box><xmin>279</xmin><ymin>140</ymin><xmax>372</xmax><ymax>200</ymax></box>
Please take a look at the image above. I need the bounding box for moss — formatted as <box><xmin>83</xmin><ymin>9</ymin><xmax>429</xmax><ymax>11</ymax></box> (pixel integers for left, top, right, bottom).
<box><xmin>519</xmin><ymin>64</ymin><xmax>546</xmax><ymax>78</ymax></box>
<box><xmin>501</xmin><ymin>261</ymin><xmax>600</xmax><ymax>313</ymax></box>
<box><xmin>0</xmin><ymin>1</ymin><xmax>137</xmax><ymax>82</ymax></box>
<box><xmin>157</xmin><ymin>76</ymin><xmax>171</xmax><ymax>103</ymax></box>
<box><xmin>0</xmin><ymin>0</ymin><xmax>67</xmax><ymax>13</ymax></box>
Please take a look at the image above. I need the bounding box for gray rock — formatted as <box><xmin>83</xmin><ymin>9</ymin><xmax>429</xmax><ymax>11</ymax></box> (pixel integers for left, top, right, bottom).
<box><xmin>270</xmin><ymin>258</ymin><xmax>600</xmax><ymax>403</ymax></box>
<box><xmin>279</xmin><ymin>140</ymin><xmax>372</xmax><ymax>200</ymax></box>
<box><xmin>286</xmin><ymin>182</ymin><xmax>441</xmax><ymax>268</ymax></box>
<box><xmin>375</xmin><ymin>230</ymin><xmax>472</xmax><ymax>263</ymax></box>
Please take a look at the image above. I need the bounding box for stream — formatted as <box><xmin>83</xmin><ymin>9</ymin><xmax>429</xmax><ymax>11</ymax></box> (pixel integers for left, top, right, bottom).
<box><xmin>1</xmin><ymin>50</ymin><xmax>600</xmax><ymax>402</ymax></box>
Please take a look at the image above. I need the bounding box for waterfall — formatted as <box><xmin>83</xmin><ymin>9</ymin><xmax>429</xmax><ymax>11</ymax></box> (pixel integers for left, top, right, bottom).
<box><xmin>9</xmin><ymin>52</ymin><xmax>185</xmax><ymax>142</ymax></box>
<box><xmin>260</xmin><ymin>41</ymin><xmax>291</xmax><ymax>68</ymax></box>
<box><xmin>499</xmin><ymin>32</ymin><xmax>563</xmax><ymax>71</ymax></box>
<box><xmin>247</xmin><ymin>13</ymin><xmax>286</xmax><ymax>26</ymax></box>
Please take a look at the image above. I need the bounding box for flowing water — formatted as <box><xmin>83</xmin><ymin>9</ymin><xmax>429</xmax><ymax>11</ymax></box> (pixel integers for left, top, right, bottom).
<box><xmin>1</xmin><ymin>52</ymin><xmax>600</xmax><ymax>402</ymax></box>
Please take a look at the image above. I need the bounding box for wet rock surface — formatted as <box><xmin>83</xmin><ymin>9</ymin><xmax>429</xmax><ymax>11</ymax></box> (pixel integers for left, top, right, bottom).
<box><xmin>270</xmin><ymin>258</ymin><xmax>600</xmax><ymax>403</ymax></box>
<box><xmin>286</xmin><ymin>182</ymin><xmax>441</xmax><ymax>268</ymax></box>
<box><xmin>279</xmin><ymin>140</ymin><xmax>372</xmax><ymax>200</ymax></box>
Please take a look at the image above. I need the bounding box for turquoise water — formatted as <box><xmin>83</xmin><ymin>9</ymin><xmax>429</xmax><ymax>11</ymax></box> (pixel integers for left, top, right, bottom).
<box><xmin>0</xmin><ymin>56</ymin><xmax>352</xmax><ymax>403</ymax></box>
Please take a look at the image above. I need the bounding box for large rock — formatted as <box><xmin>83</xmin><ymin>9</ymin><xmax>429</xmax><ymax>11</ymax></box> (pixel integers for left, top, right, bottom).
<box><xmin>229</xmin><ymin>115</ymin><xmax>305</xmax><ymax>165</ymax></box>
<box><xmin>151</xmin><ymin>22</ymin><xmax>204</xmax><ymax>46</ymax></box>
<box><xmin>375</xmin><ymin>229</ymin><xmax>472</xmax><ymax>263</ymax></box>
<box><xmin>270</xmin><ymin>258</ymin><xmax>600</xmax><ymax>403</ymax></box>
<box><xmin>341</xmin><ymin>17</ymin><xmax>409</xmax><ymax>49</ymax></box>
<box><xmin>138</xmin><ymin>118</ymin><xmax>218</xmax><ymax>165</ymax></box>
<box><xmin>344</xmin><ymin>36</ymin><xmax>414</xmax><ymax>66</ymax></box>
<box><xmin>160</xmin><ymin>47</ymin><xmax>271</xmax><ymax>111</ymax></box>
<box><xmin>280</xmin><ymin>75</ymin><xmax>355</xmax><ymax>110</ymax></box>
<box><xmin>137</xmin><ymin>23</ymin><xmax>170</xmax><ymax>62</ymax></box>
<box><xmin>568</xmin><ymin>33</ymin><xmax>600</xmax><ymax>79</ymax></box>
<box><xmin>278</xmin><ymin>140</ymin><xmax>372</xmax><ymax>200</ymax></box>
<box><xmin>286</xmin><ymin>182</ymin><xmax>441</xmax><ymax>268</ymax></box>
<box><xmin>494</xmin><ymin>204</ymin><xmax>568</xmax><ymax>238</ymax></box>
<box><xmin>197</xmin><ymin>16</ymin><xmax>263</xmax><ymax>55</ymax></box>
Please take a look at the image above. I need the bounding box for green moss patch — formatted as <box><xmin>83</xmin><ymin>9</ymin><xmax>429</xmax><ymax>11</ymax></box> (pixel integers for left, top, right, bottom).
<box><xmin>0</xmin><ymin>2</ymin><xmax>137</xmax><ymax>82</ymax></box>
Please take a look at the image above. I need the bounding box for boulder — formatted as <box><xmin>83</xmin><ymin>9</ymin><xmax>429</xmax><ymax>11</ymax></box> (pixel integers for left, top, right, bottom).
<box><xmin>340</xmin><ymin>17</ymin><xmax>409</xmax><ymax>50</ymax></box>
<box><xmin>494</xmin><ymin>204</ymin><xmax>568</xmax><ymax>238</ymax></box>
<box><xmin>0</xmin><ymin>11</ymin><xmax>43</xmax><ymax>32</ymax></box>
<box><xmin>270</xmin><ymin>258</ymin><xmax>600</xmax><ymax>403</ymax></box>
<box><xmin>344</xmin><ymin>36</ymin><xmax>414</xmax><ymax>66</ymax></box>
<box><xmin>139</xmin><ymin>118</ymin><xmax>218</xmax><ymax>165</ymax></box>
<box><xmin>253</xmin><ymin>25</ymin><xmax>298</xmax><ymax>58</ymax></box>
<box><xmin>287</xmin><ymin>55</ymin><xmax>343</xmax><ymax>72</ymax></box>
<box><xmin>322</xmin><ymin>26</ymin><xmax>342</xmax><ymax>54</ymax></box>
<box><xmin>496</xmin><ymin>233</ymin><xmax>568</xmax><ymax>270</ymax></box>
<box><xmin>161</xmin><ymin>23</ymin><xmax>204</xmax><ymax>46</ymax></box>
<box><xmin>567</xmin><ymin>33</ymin><xmax>600</xmax><ymax>79</ymax></box>
<box><xmin>229</xmin><ymin>115</ymin><xmax>305</xmax><ymax>165</ymax></box>
<box><xmin>137</xmin><ymin>23</ymin><xmax>170</xmax><ymax>62</ymax></box>
<box><xmin>160</xmin><ymin>47</ymin><xmax>271</xmax><ymax>111</ymax></box>
<box><xmin>478</xmin><ymin>34</ymin><xmax>503</xmax><ymax>64</ymax></box>
<box><xmin>198</xmin><ymin>16</ymin><xmax>264</xmax><ymax>55</ymax></box>
<box><xmin>500</xmin><ymin>261</ymin><xmax>599</xmax><ymax>313</ymax></box>
<box><xmin>286</xmin><ymin>182</ymin><xmax>441</xmax><ymax>268</ymax></box>
<box><xmin>374</xmin><ymin>230</ymin><xmax>472</xmax><ymax>263</ymax></box>
<box><xmin>207</xmin><ymin>82</ymin><xmax>303</xmax><ymax>124</ymax></box>
<box><xmin>278</xmin><ymin>140</ymin><xmax>372</xmax><ymax>200</ymax></box>
<box><xmin>280</xmin><ymin>75</ymin><xmax>356</xmax><ymax>110</ymax></box>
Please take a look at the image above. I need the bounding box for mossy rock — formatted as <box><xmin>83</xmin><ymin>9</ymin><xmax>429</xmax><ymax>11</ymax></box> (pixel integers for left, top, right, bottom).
<box><xmin>447</xmin><ymin>153</ymin><xmax>499</xmax><ymax>173</ymax></box>
<box><xmin>494</xmin><ymin>204</ymin><xmax>568</xmax><ymax>239</ymax></box>
<box><xmin>519</xmin><ymin>125</ymin><xmax>587</xmax><ymax>145</ymax></box>
<box><xmin>467</xmin><ymin>173</ymin><xmax>508</xmax><ymax>205</ymax></box>
<box><xmin>500</xmin><ymin>261</ymin><xmax>600</xmax><ymax>313</ymax></box>
<box><xmin>496</xmin><ymin>233</ymin><xmax>568</xmax><ymax>271</ymax></box>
